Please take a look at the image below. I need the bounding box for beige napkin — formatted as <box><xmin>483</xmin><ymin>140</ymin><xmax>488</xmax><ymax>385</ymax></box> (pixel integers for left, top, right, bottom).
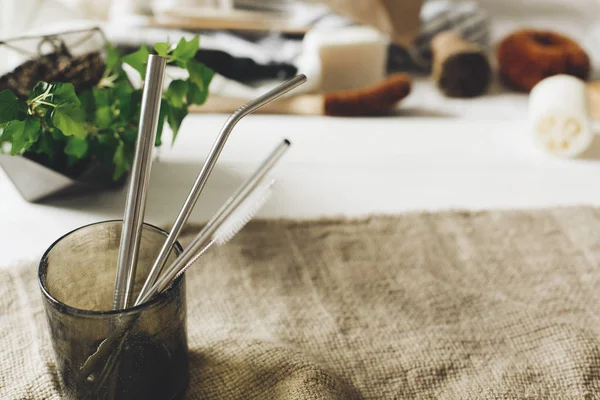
<box><xmin>3</xmin><ymin>207</ymin><xmax>600</xmax><ymax>399</ymax></box>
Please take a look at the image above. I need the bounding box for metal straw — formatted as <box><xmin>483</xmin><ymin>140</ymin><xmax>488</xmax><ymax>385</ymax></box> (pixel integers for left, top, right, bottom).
<box><xmin>81</xmin><ymin>139</ymin><xmax>290</xmax><ymax>380</ymax></box>
<box><xmin>135</xmin><ymin>74</ymin><xmax>307</xmax><ymax>303</ymax></box>
<box><xmin>112</xmin><ymin>55</ymin><xmax>167</xmax><ymax>310</ymax></box>
<box><xmin>136</xmin><ymin>139</ymin><xmax>291</xmax><ymax>305</ymax></box>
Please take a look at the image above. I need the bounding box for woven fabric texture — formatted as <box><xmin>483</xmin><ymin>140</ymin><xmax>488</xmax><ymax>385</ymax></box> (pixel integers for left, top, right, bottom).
<box><xmin>3</xmin><ymin>207</ymin><xmax>600</xmax><ymax>399</ymax></box>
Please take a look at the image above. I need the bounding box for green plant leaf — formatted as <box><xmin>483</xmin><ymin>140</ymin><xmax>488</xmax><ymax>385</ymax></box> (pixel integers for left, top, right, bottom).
<box><xmin>154</xmin><ymin>42</ymin><xmax>171</xmax><ymax>57</ymax></box>
<box><xmin>186</xmin><ymin>60</ymin><xmax>214</xmax><ymax>105</ymax></box>
<box><xmin>167</xmin><ymin>104</ymin><xmax>188</xmax><ymax>143</ymax></box>
<box><xmin>51</xmin><ymin>125</ymin><xmax>65</xmax><ymax>141</ymax></box>
<box><xmin>131</xmin><ymin>89</ymin><xmax>143</xmax><ymax>121</ymax></box>
<box><xmin>187</xmin><ymin>81</ymin><xmax>208</xmax><ymax>105</ymax></box>
<box><xmin>93</xmin><ymin>87</ymin><xmax>110</xmax><ymax>108</ymax></box>
<box><xmin>79</xmin><ymin>90</ymin><xmax>94</xmax><ymax>121</ymax></box>
<box><xmin>115</xmin><ymin>84</ymin><xmax>137</xmax><ymax>122</ymax></box>
<box><xmin>0</xmin><ymin>90</ymin><xmax>20</xmax><ymax>124</ymax></box>
<box><xmin>93</xmin><ymin>87</ymin><xmax>112</xmax><ymax>128</ymax></box>
<box><xmin>67</xmin><ymin>154</ymin><xmax>80</xmax><ymax>167</ymax></box>
<box><xmin>105</xmin><ymin>43</ymin><xmax>121</xmax><ymax>72</ymax></box>
<box><xmin>95</xmin><ymin>106</ymin><xmax>111</xmax><ymax>127</ymax></box>
<box><xmin>52</xmin><ymin>83</ymin><xmax>80</xmax><ymax>105</ymax></box>
<box><xmin>172</xmin><ymin>36</ymin><xmax>199</xmax><ymax>64</ymax></box>
<box><xmin>122</xmin><ymin>45</ymin><xmax>150</xmax><ymax>79</ymax></box>
<box><xmin>34</xmin><ymin>130</ymin><xmax>55</xmax><ymax>160</ymax></box>
<box><xmin>156</xmin><ymin>99</ymin><xmax>169</xmax><ymax>147</ymax></box>
<box><xmin>164</xmin><ymin>80</ymin><xmax>188</xmax><ymax>109</ymax></box>
<box><xmin>4</xmin><ymin>117</ymin><xmax>40</xmax><ymax>155</ymax></box>
<box><xmin>113</xmin><ymin>139</ymin><xmax>129</xmax><ymax>180</ymax></box>
<box><xmin>0</xmin><ymin>37</ymin><xmax>209</xmax><ymax>182</ymax></box>
<box><xmin>52</xmin><ymin>102</ymin><xmax>86</xmax><ymax>138</ymax></box>
<box><xmin>187</xmin><ymin>60</ymin><xmax>213</xmax><ymax>89</ymax></box>
<box><xmin>65</xmin><ymin>136</ymin><xmax>89</xmax><ymax>159</ymax></box>
<box><xmin>1</xmin><ymin>121</ymin><xmax>18</xmax><ymax>144</ymax></box>
<box><xmin>95</xmin><ymin>129</ymin><xmax>113</xmax><ymax>146</ymax></box>
<box><xmin>121</xmin><ymin>127</ymin><xmax>138</xmax><ymax>144</ymax></box>
<box><xmin>48</xmin><ymin>83</ymin><xmax>87</xmax><ymax>137</ymax></box>
<box><xmin>0</xmin><ymin>127</ymin><xmax>7</xmax><ymax>144</ymax></box>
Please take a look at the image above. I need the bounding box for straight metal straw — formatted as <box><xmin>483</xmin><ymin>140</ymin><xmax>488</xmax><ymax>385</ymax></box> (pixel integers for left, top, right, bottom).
<box><xmin>112</xmin><ymin>55</ymin><xmax>167</xmax><ymax>310</ymax></box>
<box><xmin>135</xmin><ymin>74</ymin><xmax>307</xmax><ymax>303</ymax></box>
<box><xmin>136</xmin><ymin>139</ymin><xmax>291</xmax><ymax>305</ymax></box>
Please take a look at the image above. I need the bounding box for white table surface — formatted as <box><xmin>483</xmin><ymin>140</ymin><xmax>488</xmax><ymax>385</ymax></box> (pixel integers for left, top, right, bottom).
<box><xmin>3</xmin><ymin>85</ymin><xmax>600</xmax><ymax>267</ymax></box>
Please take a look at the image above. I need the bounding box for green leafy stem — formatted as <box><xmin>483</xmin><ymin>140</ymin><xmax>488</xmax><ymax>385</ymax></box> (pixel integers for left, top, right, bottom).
<box><xmin>0</xmin><ymin>36</ymin><xmax>214</xmax><ymax>180</ymax></box>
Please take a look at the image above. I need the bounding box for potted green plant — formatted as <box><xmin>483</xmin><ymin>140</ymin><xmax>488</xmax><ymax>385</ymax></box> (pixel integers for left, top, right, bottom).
<box><xmin>0</xmin><ymin>30</ymin><xmax>213</xmax><ymax>202</ymax></box>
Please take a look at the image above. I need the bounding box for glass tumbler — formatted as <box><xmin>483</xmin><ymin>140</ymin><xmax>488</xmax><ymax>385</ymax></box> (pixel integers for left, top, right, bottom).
<box><xmin>38</xmin><ymin>221</ymin><xmax>189</xmax><ymax>400</ymax></box>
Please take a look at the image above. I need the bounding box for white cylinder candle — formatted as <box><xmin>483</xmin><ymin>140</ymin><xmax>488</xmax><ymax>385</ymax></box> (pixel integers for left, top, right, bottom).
<box><xmin>529</xmin><ymin>74</ymin><xmax>593</xmax><ymax>157</ymax></box>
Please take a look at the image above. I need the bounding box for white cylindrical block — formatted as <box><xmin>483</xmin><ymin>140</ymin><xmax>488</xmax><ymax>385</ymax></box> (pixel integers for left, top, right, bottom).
<box><xmin>529</xmin><ymin>74</ymin><xmax>593</xmax><ymax>158</ymax></box>
<box><xmin>296</xmin><ymin>25</ymin><xmax>388</xmax><ymax>93</ymax></box>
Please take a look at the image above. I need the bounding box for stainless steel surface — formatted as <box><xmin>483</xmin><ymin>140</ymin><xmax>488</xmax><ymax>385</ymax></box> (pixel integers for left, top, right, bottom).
<box><xmin>137</xmin><ymin>74</ymin><xmax>307</xmax><ymax>300</ymax></box>
<box><xmin>136</xmin><ymin>139</ymin><xmax>291</xmax><ymax>305</ymax></box>
<box><xmin>112</xmin><ymin>55</ymin><xmax>167</xmax><ymax>310</ymax></box>
<box><xmin>0</xmin><ymin>155</ymin><xmax>125</xmax><ymax>203</ymax></box>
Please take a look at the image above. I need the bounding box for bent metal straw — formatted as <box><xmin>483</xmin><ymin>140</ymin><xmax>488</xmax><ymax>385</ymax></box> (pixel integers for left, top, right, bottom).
<box><xmin>136</xmin><ymin>74</ymin><xmax>307</xmax><ymax>303</ymax></box>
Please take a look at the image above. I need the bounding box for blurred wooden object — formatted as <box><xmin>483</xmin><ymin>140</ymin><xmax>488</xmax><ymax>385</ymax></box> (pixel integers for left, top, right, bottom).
<box><xmin>190</xmin><ymin>73</ymin><xmax>412</xmax><ymax>116</ymax></box>
<box><xmin>431</xmin><ymin>31</ymin><xmax>491</xmax><ymax>98</ymax></box>
<box><xmin>151</xmin><ymin>7</ymin><xmax>310</xmax><ymax>34</ymax></box>
<box><xmin>306</xmin><ymin>0</ymin><xmax>423</xmax><ymax>46</ymax></box>
<box><xmin>586</xmin><ymin>81</ymin><xmax>600</xmax><ymax>121</ymax></box>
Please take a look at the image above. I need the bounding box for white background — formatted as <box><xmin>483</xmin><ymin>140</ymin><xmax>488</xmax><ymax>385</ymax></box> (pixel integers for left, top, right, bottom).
<box><xmin>3</xmin><ymin>109</ymin><xmax>600</xmax><ymax>266</ymax></box>
<box><xmin>2</xmin><ymin>0</ymin><xmax>600</xmax><ymax>266</ymax></box>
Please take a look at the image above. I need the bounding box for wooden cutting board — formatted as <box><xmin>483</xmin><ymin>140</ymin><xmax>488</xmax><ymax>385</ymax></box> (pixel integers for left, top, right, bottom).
<box><xmin>151</xmin><ymin>7</ymin><xmax>311</xmax><ymax>34</ymax></box>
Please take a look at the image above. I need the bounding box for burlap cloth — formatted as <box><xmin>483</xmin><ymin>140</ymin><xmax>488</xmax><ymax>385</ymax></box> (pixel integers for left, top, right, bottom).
<box><xmin>3</xmin><ymin>207</ymin><xmax>600</xmax><ymax>399</ymax></box>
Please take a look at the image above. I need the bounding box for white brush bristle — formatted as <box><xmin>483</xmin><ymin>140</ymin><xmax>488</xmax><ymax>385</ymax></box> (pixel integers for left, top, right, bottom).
<box><xmin>183</xmin><ymin>239</ymin><xmax>216</xmax><ymax>272</ymax></box>
<box><xmin>180</xmin><ymin>179</ymin><xmax>275</xmax><ymax>272</ymax></box>
<box><xmin>213</xmin><ymin>179</ymin><xmax>274</xmax><ymax>245</ymax></box>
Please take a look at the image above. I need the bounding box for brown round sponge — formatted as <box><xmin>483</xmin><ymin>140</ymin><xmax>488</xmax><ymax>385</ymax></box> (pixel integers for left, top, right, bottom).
<box><xmin>497</xmin><ymin>29</ymin><xmax>590</xmax><ymax>92</ymax></box>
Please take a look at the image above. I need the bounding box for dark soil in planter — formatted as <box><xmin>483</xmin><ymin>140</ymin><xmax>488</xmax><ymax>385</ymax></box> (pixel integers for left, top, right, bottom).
<box><xmin>0</xmin><ymin>45</ymin><xmax>105</xmax><ymax>99</ymax></box>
